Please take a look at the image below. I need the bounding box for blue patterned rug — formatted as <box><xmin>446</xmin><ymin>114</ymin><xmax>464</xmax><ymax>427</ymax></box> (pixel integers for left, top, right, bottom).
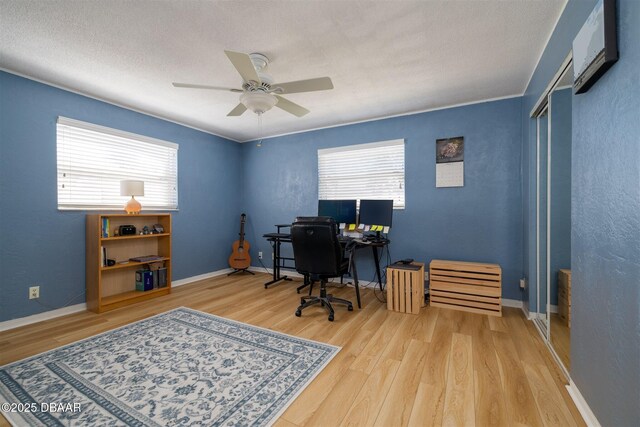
<box><xmin>0</xmin><ymin>307</ymin><xmax>340</xmax><ymax>426</ymax></box>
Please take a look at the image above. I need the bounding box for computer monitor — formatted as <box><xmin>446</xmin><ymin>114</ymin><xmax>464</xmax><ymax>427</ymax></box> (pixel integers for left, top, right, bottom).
<box><xmin>358</xmin><ymin>199</ymin><xmax>394</xmax><ymax>227</ymax></box>
<box><xmin>317</xmin><ymin>199</ymin><xmax>357</xmax><ymax>224</ymax></box>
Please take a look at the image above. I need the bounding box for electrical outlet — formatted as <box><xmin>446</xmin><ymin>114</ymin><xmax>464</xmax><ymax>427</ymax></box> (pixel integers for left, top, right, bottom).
<box><xmin>258</xmin><ymin>251</ymin><xmax>263</xmax><ymax>260</ymax></box>
<box><xmin>520</xmin><ymin>278</ymin><xmax>526</xmax><ymax>289</ymax></box>
<box><xmin>425</xmin><ymin>272</ymin><xmax>429</xmax><ymax>281</ymax></box>
<box><xmin>272</xmin><ymin>253</ymin><xmax>274</xmax><ymax>260</ymax></box>
<box><xmin>29</xmin><ymin>286</ymin><xmax>40</xmax><ymax>299</ymax></box>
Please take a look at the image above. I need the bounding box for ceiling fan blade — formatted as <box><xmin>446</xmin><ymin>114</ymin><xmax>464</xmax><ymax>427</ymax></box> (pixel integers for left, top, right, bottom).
<box><xmin>275</xmin><ymin>95</ymin><xmax>310</xmax><ymax>117</ymax></box>
<box><xmin>173</xmin><ymin>82</ymin><xmax>242</xmax><ymax>92</ymax></box>
<box><xmin>224</xmin><ymin>50</ymin><xmax>261</xmax><ymax>84</ymax></box>
<box><xmin>227</xmin><ymin>103</ymin><xmax>247</xmax><ymax>116</ymax></box>
<box><xmin>273</xmin><ymin>77</ymin><xmax>333</xmax><ymax>94</ymax></box>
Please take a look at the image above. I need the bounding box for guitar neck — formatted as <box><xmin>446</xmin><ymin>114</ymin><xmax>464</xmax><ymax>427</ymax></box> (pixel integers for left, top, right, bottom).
<box><xmin>238</xmin><ymin>214</ymin><xmax>246</xmax><ymax>248</ymax></box>
<box><xmin>239</xmin><ymin>224</ymin><xmax>245</xmax><ymax>246</ymax></box>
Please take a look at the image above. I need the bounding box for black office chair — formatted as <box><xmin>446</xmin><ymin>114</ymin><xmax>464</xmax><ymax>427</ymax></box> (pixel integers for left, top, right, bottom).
<box><xmin>290</xmin><ymin>216</ymin><xmax>353</xmax><ymax>321</ymax></box>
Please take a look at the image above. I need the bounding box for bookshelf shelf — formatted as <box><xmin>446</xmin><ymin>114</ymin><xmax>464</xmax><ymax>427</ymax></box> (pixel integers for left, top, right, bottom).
<box><xmin>101</xmin><ymin>233</ymin><xmax>170</xmax><ymax>242</ymax></box>
<box><xmin>100</xmin><ymin>288</ymin><xmax>170</xmax><ymax>311</ymax></box>
<box><xmin>100</xmin><ymin>257</ymin><xmax>170</xmax><ymax>272</ymax></box>
<box><xmin>86</xmin><ymin>213</ymin><xmax>172</xmax><ymax>313</ymax></box>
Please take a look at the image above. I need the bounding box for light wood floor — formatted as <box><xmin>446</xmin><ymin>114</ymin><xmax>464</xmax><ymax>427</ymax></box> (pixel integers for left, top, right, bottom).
<box><xmin>0</xmin><ymin>273</ymin><xmax>585</xmax><ymax>427</ymax></box>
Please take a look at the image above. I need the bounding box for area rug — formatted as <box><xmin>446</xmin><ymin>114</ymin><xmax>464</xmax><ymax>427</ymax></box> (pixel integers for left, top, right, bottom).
<box><xmin>0</xmin><ymin>307</ymin><xmax>340</xmax><ymax>426</ymax></box>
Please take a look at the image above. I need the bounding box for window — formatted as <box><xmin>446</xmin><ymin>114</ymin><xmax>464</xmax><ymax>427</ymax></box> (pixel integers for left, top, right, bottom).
<box><xmin>56</xmin><ymin>117</ymin><xmax>178</xmax><ymax>210</ymax></box>
<box><xmin>318</xmin><ymin>139</ymin><xmax>405</xmax><ymax>208</ymax></box>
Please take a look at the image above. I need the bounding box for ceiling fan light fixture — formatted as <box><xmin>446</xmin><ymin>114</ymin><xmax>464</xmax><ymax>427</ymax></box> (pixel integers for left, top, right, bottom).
<box><xmin>240</xmin><ymin>92</ymin><xmax>278</xmax><ymax>115</ymax></box>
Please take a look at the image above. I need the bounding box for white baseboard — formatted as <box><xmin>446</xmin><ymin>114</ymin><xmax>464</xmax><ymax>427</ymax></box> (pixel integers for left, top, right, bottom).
<box><xmin>502</xmin><ymin>298</ymin><xmax>523</xmax><ymax>308</ymax></box>
<box><xmin>172</xmin><ymin>268</ymin><xmax>234</xmax><ymax>287</ymax></box>
<box><xmin>248</xmin><ymin>266</ymin><xmax>380</xmax><ymax>289</ymax></box>
<box><xmin>249</xmin><ymin>270</ymin><xmax>531</xmax><ymax>298</ymax></box>
<box><xmin>0</xmin><ymin>268</ymin><xmax>235</xmax><ymax>332</ymax></box>
<box><xmin>0</xmin><ymin>303</ymin><xmax>87</xmax><ymax>332</ymax></box>
<box><xmin>520</xmin><ymin>300</ymin><xmax>531</xmax><ymax>319</ymax></box>
<box><xmin>567</xmin><ymin>380</ymin><xmax>601</xmax><ymax>427</ymax></box>
<box><xmin>527</xmin><ymin>304</ymin><xmax>559</xmax><ymax>319</ymax></box>
<box><xmin>248</xmin><ymin>265</ymin><xmax>304</xmax><ymax>279</ymax></box>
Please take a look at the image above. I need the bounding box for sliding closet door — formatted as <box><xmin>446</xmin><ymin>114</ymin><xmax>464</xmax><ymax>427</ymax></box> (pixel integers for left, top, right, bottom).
<box><xmin>536</xmin><ymin>108</ymin><xmax>549</xmax><ymax>336</ymax></box>
<box><xmin>549</xmin><ymin>68</ymin><xmax>573</xmax><ymax>371</ymax></box>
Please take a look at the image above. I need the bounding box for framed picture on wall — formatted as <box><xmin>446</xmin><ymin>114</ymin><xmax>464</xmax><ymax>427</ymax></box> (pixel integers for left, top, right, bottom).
<box><xmin>572</xmin><ymin>0</ymin><xmax>618</xmax><ymax>94</ymax></box>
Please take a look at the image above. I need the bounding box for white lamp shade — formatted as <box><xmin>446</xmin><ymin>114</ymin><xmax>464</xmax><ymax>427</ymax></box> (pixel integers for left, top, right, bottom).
<box><xmin>120</xmin><ymin>180</ymin><xmax>144</xmax><ymax>197</ymax></box>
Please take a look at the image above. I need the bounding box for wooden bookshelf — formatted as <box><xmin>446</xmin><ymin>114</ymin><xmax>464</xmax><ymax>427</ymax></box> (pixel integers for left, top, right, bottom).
<box><xmin>86</xmin><ymin>213</ymin><xmax>172</xmax><ymax>313</ymax></box>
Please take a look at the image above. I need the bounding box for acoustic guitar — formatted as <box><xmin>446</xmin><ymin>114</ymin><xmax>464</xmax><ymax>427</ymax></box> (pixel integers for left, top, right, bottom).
<box><xmin>229</xmin><ymin>213</ymin><xmax>251</xmax><ymax>270</ymax></box>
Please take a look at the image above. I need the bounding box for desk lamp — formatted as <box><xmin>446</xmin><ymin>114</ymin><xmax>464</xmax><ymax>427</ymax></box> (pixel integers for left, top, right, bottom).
<box><xmin>120</xmin><ymin>180</ymin><xmax>144</xmax><ymax>214</ymax></box>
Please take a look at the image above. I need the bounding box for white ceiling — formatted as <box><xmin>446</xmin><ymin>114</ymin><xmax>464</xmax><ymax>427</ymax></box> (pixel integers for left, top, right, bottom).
<box><xmin>0</xmin><ymin>0</ymin><xmax>566</xmax><ymax>142</ymax></box>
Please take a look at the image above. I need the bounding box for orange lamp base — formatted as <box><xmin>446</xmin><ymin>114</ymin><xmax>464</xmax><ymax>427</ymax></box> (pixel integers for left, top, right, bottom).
<box><xmin>124</xmin><ymin>196</ymin><xmax>142</xmax><ymax>214</ymax></box>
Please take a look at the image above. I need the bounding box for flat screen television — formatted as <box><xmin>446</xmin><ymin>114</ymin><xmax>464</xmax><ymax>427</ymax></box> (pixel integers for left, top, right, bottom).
<box><xmin>317</xmin><ymin>199</ymin><xmax>357</xmax><ymax>224</ymax></box>
<box><xmin>572</xmin><ymin>0</ymin><xmax>618</xmax><ymax>94</ymax></box>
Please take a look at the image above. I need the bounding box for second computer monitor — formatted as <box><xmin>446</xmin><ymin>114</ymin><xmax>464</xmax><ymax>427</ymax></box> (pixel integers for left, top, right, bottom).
<box><xmin>318</xmin><ymin>199</ymin><xmax>357</xmax><ymax>224</ymax></box>
<box><xmin>358</xmin><ymin>199</ymin><xmax>394</xmax><ymax>227</ymax></box>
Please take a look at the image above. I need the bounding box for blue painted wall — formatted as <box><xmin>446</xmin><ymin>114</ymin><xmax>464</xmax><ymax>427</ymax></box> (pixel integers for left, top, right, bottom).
<box><xmin>242</xmin><ymin>98</ymin><xmax>524</xmax><ymax>300</ymax></box>
<box><xmin>523</xmin><ymin>0</ymin><xmax>640</xmax><ymax>424</ymax></box>
<box><xmin>0</xmin><ymin>71</ymin><xmax>242</xmax><ymax>322</ymax></box>
<box><xmin>549</xmin><ymin>87</ymin><xmax>572</xmax><ymax>306</ymax></box>
<box><xmin>571</xmin><ymin>1</ymin><xmax>640</xmax><ymax>424</ymax></box>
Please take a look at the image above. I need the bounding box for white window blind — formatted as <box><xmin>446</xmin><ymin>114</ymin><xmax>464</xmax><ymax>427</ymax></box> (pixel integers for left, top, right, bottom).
<box><xmin>57</xmin><ymin>117</ymin><xmax>178</xmax><ymax>210</ymax></box>
<box><xmin>318</xmin><ymin>139</ymin><xmax>405</xmax><ymax>208</ymax></box>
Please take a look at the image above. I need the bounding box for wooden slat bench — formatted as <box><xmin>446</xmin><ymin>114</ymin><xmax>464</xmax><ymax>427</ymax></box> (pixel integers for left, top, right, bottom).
<box><xmin>429</xmin><ymin>259</ymin><xmax>502</xmax><ymax>317</ymax></box>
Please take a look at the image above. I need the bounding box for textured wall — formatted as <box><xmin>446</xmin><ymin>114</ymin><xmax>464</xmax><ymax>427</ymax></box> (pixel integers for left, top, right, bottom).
<box><xmin>242</xmin><ymin>98</ymin><xmax>524</xmax><ymax>300</ymax></box>
<box><xmin>571</xmin><ymin>0</ymin><xmax>640</xmax><ymax>424</ymax></box>
<box><xmin>0</xmin><ymin>71</ymin><xmax>242</xmax><ymax>322</ymax></box>
<box><xmin>522</xmin><ymin>0</ymin><xmax>640</xmax><ymax>424</ymax></box>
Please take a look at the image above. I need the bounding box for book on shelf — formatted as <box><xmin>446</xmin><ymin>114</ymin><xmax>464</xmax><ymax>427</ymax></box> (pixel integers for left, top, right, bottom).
<box><xmin>154</xmin><ymin>267</ymin><xmax>168</xmax><ymax>288</ymax></box>
<box><xmin>101</xmin><ymin>217</ymin><xmax>110</xmax><ymax>238</ymax></box>
<box><xmin>101</xmin><ymin>246</ymin><xmax>107</xmax><ymax>267</ymax></box>
<box><xmin>135</xmin><ymin>269</ymin><xmax>154</xmax><ymax>291</ymax></box>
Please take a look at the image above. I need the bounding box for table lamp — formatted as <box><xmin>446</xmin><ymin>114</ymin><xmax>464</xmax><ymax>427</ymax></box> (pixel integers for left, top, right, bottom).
<box><xmin>120</xmin><ymin>180</ymin><xmax>144</xmax><ymax>214</ymax></box>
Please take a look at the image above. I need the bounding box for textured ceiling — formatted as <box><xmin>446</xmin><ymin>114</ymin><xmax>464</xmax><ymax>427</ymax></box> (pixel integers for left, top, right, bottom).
<box><xmin>0</xmin><ymin>0</ymin><xmax>566</xmax><ymax>142</ymax></box>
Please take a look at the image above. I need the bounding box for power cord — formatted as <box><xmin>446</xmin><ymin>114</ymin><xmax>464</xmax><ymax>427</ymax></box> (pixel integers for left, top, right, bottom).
<box><xmin>33</xmin><ymin>292</ymin><xmax>86</xmax><ymax>311</ymax></box>
<box><xmin>371</xmin><ymin>244</ymin><xmax>390</xmax><ymax>303</ymax></box>
<box><xmin>244</xmin><ymin>215</ymin><xmax>274</xmax><ymax>275</ymax></box>
<box><xmin>257</xmin><ymin>254</ymin><xmax>272</xmax><ymax>274</ymax></box>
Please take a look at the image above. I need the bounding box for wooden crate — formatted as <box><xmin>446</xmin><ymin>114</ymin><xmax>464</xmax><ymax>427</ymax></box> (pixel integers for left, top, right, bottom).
<box><xmin>429</xmin><ymin>260</ymin><xmax>502</xmax><ymax>317</ymax></box>
<box><xmin>386</xmin><ymin>262</ymin><xmax>425</xmax><ymax>314</ymax></box>
<box><xmin>558</xmin><ymin>269</ymin><xmax>571</xmax><ymax>326</ymax></box>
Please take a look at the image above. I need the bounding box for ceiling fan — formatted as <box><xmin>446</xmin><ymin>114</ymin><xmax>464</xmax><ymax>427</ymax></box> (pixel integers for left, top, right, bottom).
<box><xmin>173</xmin><ymin>50</ymin><xmax>334</xmax><ymax>117</ymax></box>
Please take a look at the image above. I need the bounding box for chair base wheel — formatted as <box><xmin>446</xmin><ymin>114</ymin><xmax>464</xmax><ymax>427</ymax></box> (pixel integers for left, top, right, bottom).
<box><xmin>293</xmin><ymin>279</ymin><xmax>353</xmax><ymax>321</ymax></box>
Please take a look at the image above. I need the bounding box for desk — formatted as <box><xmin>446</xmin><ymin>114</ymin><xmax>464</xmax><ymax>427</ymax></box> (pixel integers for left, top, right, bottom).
<box><xmin>262</xmin><ymin>231</ymin><xmax>315</xmax><ymax>294</ymax></box>
<box><xmin>262</xmin><ymin>229</ymin><xmax>389</xmax><ymax>309</ymax></box>
<box><xmin>262</xmin><ymin>231</ymin><xmax>294</xmax><ymax>288</ymax></box>
<box><xmin>351</xmin><ymin>238</ymin><xmax>389</xmax><ymax>294</ymax></box>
